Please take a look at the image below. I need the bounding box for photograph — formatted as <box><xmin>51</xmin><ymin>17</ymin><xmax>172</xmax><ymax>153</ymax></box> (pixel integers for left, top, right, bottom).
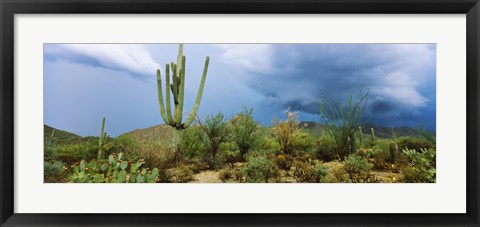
<box><xmin>43</xmin><ymin>43</ymin><xmax>436</xmax><ymax>183</ymax></box>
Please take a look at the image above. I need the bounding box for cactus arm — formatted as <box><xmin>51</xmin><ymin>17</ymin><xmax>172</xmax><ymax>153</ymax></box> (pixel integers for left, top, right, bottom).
<box><xmin>184</xmin><ymin>56</ymin><xmax>210</xmax><ymax>127</ymax></box>
<box><xmin>170</xmin><ymin>63</ymin><xmax>178</xmax><ymax>103</ymax></box>
<box><xmin>174</xmin><ymin>45</ymin><xmax>184</xmax><ymax>126</ymax></box>
<box><xmin>98</xmin><ymin>117</ymin><xmax>107</xmax><ymax>159</ymax></box>
<box><xmin>99</xmin><ymin>117</ymin><xmax>105</xmax><ymax>145</ymax></box>
<box><xmin>177</xmin><ymin>55</ymin><xmax>186</xmax><ymax>126</ymax></box>
<box><xmin>165</xmin><ymin>64</ymin><xmax>174</xmax><ymax>124</ymax></box>
<box><xmin>156</xmin><ymin>69</ymin><xmax>170</xmax><ymax>124</ymax></box>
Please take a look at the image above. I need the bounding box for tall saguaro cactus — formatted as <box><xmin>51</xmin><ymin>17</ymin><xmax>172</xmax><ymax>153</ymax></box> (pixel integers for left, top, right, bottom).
<box><xmin>97</xmin><ymin>117</ymin><xmax>109</xmax><ymax>159</ymax></box>
<box><xmin>156</xmin><ymin>44</ymin><xmax>210</xmax><ymax>130</ymax></box>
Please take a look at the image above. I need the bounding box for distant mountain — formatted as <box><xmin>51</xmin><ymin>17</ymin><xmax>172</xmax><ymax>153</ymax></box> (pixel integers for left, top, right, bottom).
<box><xmin>44</xmin><ymin>124</ymin><xmax>85</xmax><ymax>145</ymax></box>
<box><xmin>118</xmin><ymin>124</ymin><xmax>173</xmax><ymax>144</ymax></box>
<box><xmin>299</xmin><ymin>121</ymin><xmax>420</xmax><ymax>139</ymax></box>
<box><xmin>45</xmin><ymin>120</ymin><xmax>421</xmax><ymax>147</ymax></box>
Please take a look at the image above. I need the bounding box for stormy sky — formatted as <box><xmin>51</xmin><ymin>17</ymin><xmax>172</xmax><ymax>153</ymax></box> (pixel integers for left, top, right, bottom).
<box><xmin>44</xmin><ymin>44</ymin><xmax>436</xmax><ymax>137</ymax></box>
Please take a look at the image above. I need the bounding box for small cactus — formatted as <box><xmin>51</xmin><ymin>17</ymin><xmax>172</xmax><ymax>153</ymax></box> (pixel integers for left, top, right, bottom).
<box><xmin>389</xmin><ymin>128</ymin><xmax>398</xmax><ymax>163</ymax></box>
<box><xmin>97</xmin><ymin>117</ymin><xmax>109</xmax><ymax>159</ymax></box>
<box><xmin>350</xmin><ymin>130</ymin><xmax>356</xmax><ymax>154</ymax></box>
<box><xmin>370</xmin><ymin>128</ymin><xmax>376</xmax><ymax>147</ymax></box>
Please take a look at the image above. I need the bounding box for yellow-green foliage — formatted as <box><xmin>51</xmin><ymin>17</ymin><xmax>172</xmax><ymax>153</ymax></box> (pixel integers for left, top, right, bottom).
<box><xmin>67</xmin><ymin>153</ymin><xmax>159</xmax><ymax>183</ymax></box>
<box><xmin>50</xmin><ymin>139</ymin><xmax>99</xmax><ymax>163</ymax></box>
<box><xmin>293</xmin><ymin>130</ymin><xmax>316</xmax><ymax>154</ymax></box>
<box><xmin>397</xmin><ymin>136</ymin><xmax>435</xmax><ymax>152</ymax></box>
<box><xmin>240</xmin><ymin>156</ymin><xmax>278</xmax><ymax>183</ymax></box>
<box><xmin>315</xmin><ymin>133</ymin><xmax>338</xmax><ymax>162</ymax></box>
<box><xmin>293</xmin><ymin>160</ymin><xmax>329</xmax><ymax>183</ymax></box>
<box><xmin>343</xmin><ymin>155</ymin><xmax>373</xmax><ymax>183</ymax></box>
<box><xmin>271</xmin><ymin>109</ymin><xmax>301</xmax><ymax>155</ymax></box>
<box><xmin>180</xmin><ymin>125</ymin><xmax>205</xmax><ymax>161</ymax></box>
<box><xmin>44</xmin><ymin>161</ymin><xmax>68</xmax><ymax>183</ymax></box>
<box><xmin>230</xmin><ymin>106</ymin><xmax>260</xmax><ymax>160</ymax></box>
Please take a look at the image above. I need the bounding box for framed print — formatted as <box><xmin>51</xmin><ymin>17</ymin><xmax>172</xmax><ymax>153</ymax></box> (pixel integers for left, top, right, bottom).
<box><xmin>1</xmin><ymin>0</ymin><xmax>479</xmax><ymax>226</ymax></box>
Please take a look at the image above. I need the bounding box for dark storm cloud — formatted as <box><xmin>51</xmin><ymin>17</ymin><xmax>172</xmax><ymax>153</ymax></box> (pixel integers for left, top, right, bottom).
<box><xmin>217</xmin><ymin>44</ymin><xmax>436</xmax><ymax>129</ymax></box>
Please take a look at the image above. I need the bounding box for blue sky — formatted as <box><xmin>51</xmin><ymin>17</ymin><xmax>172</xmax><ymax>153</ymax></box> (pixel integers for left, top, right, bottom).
<box><xmin>44</xmin><ymin>44</ymin><xmax>436</xmax><ymax>137</ymax></box>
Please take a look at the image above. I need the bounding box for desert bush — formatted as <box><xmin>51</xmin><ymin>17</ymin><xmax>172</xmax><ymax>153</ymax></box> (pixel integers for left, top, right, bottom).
<box><xmin>44</xmin><ymin>161</ymin><xmax>68</xmax><ymax>183</ymax></box>
<box><xmin>107</xmin><ymin>135</ymin><xmax>141</xmax><ymax>160</ymax></box>
<box><xmin>230</xmin><ymin>106</ymin><xmax>260</xmax><ymax>160</ymax></box>
<box><xmin>401</xmin><ymin>148</ymin><xmax>436</xmax><ymax>183</ymax></box>
<box><xmin>293</xmin><ymin>130</ymin><xmax>316</xmax><ymax>154</ymax></box>
<box><xmin>52</xmin><ymin>140</ymin><xmax>99</xmax><ymax>163</ymax></box>
<box><xmin>368</xmin><ymin>148</ymin><xmax>390</xmax><ymax>170</ymax></box>
<box><xmin>292</xmin><ymin>161</ymin><xmax>329</xmax><ymax>183</ymax></box>
<box><xmin>343</xmin><ymin>155</ymin><xmax>373</xmax><ymax>183</ymax></box>
<box><xmin>318</xmin><ymin>86</ymin><xmax>369</xmax><ymax>159</ymax></box>
<box><xmin>133</xmin><ymin>142</ymin><xmax>178</xmax><ymax>172</ymax></box>
<box><xmin>397</xmin><ymin>136</ymin><xmax>435</xmax><ymax>152</ymax></box>
<box><xmin>168</xmin><ymin>164</ymin><xmax>194</xmax><ymax>183</ymax></box>
<box><xmin>271</xmin><ymin>108</ymin><xmax>302</xmax><ymax>155</ymax></box>
<box><xmin>67</xmin><ymin>153</ymin><xmax>159</xmax><ymax>183</ymax></box>
<box><xmin>197</xmin><ymin>112</ymin><xmax>230</xmax><ymax>169</ymax></box>
<box><xmin>315</xmin><ymin>134</ymin><xmax>338</xmax><ymax>162</ymax></box>
<box><xmin>219</xmin><ymin>169</ymin><xmax>231</xmax><ymax>182</ymax></box>
<box><xmin>240</xmin><ymin>156</ymin><xmax>278</xmax><ymax>183</ymax></box>
<box><xmin>179</xmin><ymin>126</ymin><xmax>205</xmax><ymax>161</ymax></box>
<box><xmin>220</xmin><ymin>141</ymin><xmax>241</xmax><ymax>164</ymax></box>
<box><xmin>257</xmin><ymin>130</ymin><xmax>281</xmax><ymax>152</ymax></box>
<box><xmin>323</xmin><ymin>161</ymin><xmax>348</xmax><ymax>183</ymax></box>
<box><xmin>220</xmin><ymin>167</ymin><xmax>242</xmax><ymax>182</ymax></box>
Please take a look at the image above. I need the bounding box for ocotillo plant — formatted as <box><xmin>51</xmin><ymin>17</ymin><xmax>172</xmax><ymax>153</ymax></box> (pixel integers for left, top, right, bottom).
<box><xmin>156</xmin><ymin>44</ymin><xmax>210</xmax><ymax>130</ymax></box>
<box><xmin>358</xmin><ymin>126</ymin><xmax>363</xmax><ymax>148</ymax></box>
<box><xmin>370</xmin><ymin>128</ymin><xmax>376</xmax><ymax>147</ymax></box>
<box><xmin>97</xmin><ymin>117</ymin><xmax>109</xmax><ymax>159</ymax></box>
<box><xmin>389</xmin><ymin>128</ymin><xmax>398</xmax><ymax>163</ymax></box>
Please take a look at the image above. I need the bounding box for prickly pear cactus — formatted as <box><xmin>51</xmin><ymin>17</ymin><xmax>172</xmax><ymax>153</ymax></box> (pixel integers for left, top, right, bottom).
<box><xmin>67</xmin><ymin>152</ymin><xmax>160</xmax><ymax>183</ymax></box>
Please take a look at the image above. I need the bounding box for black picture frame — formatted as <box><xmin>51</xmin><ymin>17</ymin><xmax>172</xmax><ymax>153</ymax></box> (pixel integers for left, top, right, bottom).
<box><xmin>1</xmin><ymin>0</ymin><xmax>479</xmax><ymax>226</ymax></box>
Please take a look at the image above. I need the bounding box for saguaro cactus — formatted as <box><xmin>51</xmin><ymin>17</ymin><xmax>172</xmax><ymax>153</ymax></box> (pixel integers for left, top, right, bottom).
<box><xmin>97</xmin><ymin>117</ymin><xmax>109</xmax><ymax>159</ymax></box>
<box><xmin>389</xmin><ymin>128</ymin><xmax>398</xmax><ymax>163</ymax></box>
<box><xmin>349</xmin><ymin>130</ymin><xmax>356</xmax><ymax>154</ymax></box>
<box><xmin>156</xmin><ymin>44</ymin><xmax>209</xmax><ymax>130</ymax></box>
<box><xmin>370</xmin><ymin>128</ymin><xmax>376</xmax><ymax>147</ymax></box>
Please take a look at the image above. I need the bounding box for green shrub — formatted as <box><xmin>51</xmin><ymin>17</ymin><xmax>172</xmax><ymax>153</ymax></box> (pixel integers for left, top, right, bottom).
<box><xmin>293</xmin><ymin>161</ymin><xmax>329</xmax><ymax>183</ymax></box>
<box><xmin>230</xmin><ymin>106</ymin><xmax>260</xmax><ymax>160</ymax></box>
<box><xmin>197</xmin><ymin>112</ymin><xmax>230</xmax><ymax>169</ymax></box>
<box><xmin>240</xmin><ymin>156</ymin><xmax>278</xmax><ymax>183</ymax></box>
<box><xmin>293</xmin><ymin>130</ymin><xmax>316</xmax><ymax>154</ymax></box>
<box><xmin>168</xmin><ymin>164</ymin><xmax>194</xmax><ymax>183</ymax></box>
<box><xmin>315</xmin><ymin>134</ymin><xmax>337</xmax><ymax>162</ymax></box>
<box><xmin>67</xmin><ymin>153</ymin><xmax>159</xmax><ymax>183</ymax></box>
<box><xmin>397</xmin><ymin>137</ymin><xmax>435</xmax><ymax>152</ymax></box>
<box><xmin>180</xmin><ymin>126</ymin><xmax>205</xmax><ymax>161</ymax></box>
<box><xmin>106</xmin><ymin>135</ymin><xmax>141</xmax><ymax>160</ymax></box>
<box><xmin>44</xmin><ymin>161</ymin><xmax>68</xmax><ymax>183</ymax></box>
<box><xmin>343</xmin><ymin>155</ymin><xmax>373</xmax><ymax>183</ymax></box>
<box><xmin>401</xmin><ymin>148</ymin><xmax>436</xmax><ymax>183</ymax></box>
<box><xmin>52</xmin><ymin>139</ymin><xmax>99</xmax><ymax>163</ymax></box>
<box><xmin>271</xmin><ymin>109</ymin><xmax>301</xmax><ymax>155</ymax></box>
